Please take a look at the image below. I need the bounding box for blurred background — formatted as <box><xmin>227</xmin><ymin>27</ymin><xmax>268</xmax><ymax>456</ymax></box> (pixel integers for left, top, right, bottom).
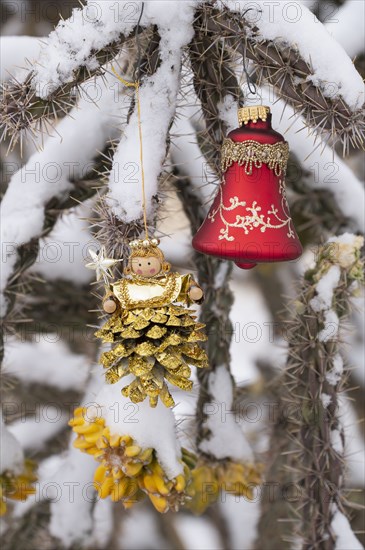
<box><xmin>0</xmin><ymin>1</ymin><xmax>364</xmax><ymax>549</ymax></box>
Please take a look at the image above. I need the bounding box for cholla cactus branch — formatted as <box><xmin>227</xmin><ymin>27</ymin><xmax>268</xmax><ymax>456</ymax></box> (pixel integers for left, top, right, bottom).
<box><xmin>92</xmin><ymin>28</ymin><xmax>162</xmax><ymax>266</ymax></box>
<box><xmin>258</xmin><ymin>234</ymin><xmax>364</xmax><ymax>550</ymax></box>
<box><xmin>205</xmin><ymin>5</ymin><xmax>365</xmax><ymax>153</ymax></box>
<box><xmin>188</xmin><ymin>6</ymin><xmax>244</xmax><ymax>174</ymax></box>
<box><xmin>0</xmin><ymin>177</ymin><xmax>97</xmax><ymax>366</ymax></box>
<box><xmin>0</xmin><ymin>37</ymin><xmax>137</xmax><ymax>150</ymax></box>
<box><xmin>286</xmin><ymin>235</ymin><xmax>363</xmax><ymax>549</ymax></box>
<box><xmin>175</xmin><ymin>31</ymin><xmax>244</xmax><ymax>455</ymax></box>
<box><xmin>286</xmin><ymin>153</ymin><xmax>350</xmax><ymax>245</ymax></box>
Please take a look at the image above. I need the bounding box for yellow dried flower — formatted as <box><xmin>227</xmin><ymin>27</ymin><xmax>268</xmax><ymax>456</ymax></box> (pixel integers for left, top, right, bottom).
<box><xmin>332</xmin><ymin>236</ymin><xmax>364</xmax><ymax>269</ymax></box>
<box><xmin>186</xmin><ymin>459</ymin><xmax>263</xmax><ymax>515</ymax></box>
<box><xmin>138</xmin><ymin>458</ymin><xmax>190</xmax><ymax>513</ymax></box>
<box><xmin>69</xmin><ymin>407</ymin><xmax>191</xmax><ymax>513</ymax></box>
<box><xmin>0</xmin><ymin>459</ymin><xmax>37</xmax><ymax>516</ymax></box>
<box><xmin>317</xmin><ymin>236</ymin><xmax>364</xmax><ymax>282</ymax></box>
<box><xmin>186</xmin><ymin>464</ymin><xmax>220</xmax><ymax>515</ymax></box>
<box><xmin>216</xmin><ymin>461</ymin><xmax>262</xmax><ymax>497</ymax></box>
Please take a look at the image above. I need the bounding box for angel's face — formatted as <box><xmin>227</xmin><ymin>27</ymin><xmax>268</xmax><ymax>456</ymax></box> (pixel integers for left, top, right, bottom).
<box><xmin>131</xmin><ymin>255</ymin><xmax>162</xmax><ymax>277</ymax></box>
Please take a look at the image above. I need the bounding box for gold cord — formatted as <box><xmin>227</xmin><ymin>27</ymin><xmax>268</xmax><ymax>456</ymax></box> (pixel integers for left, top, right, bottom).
<box><xmin>112</xmin><ymin>66</ymin><xmax>149</xmax><ymax>238</ymax></box>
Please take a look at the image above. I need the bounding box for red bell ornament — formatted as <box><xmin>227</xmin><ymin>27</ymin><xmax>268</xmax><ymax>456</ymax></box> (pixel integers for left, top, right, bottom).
<box><xmin>192</xmin><ymin>106</ymin><xmax>302</xmax><ymax>269</ymax></box>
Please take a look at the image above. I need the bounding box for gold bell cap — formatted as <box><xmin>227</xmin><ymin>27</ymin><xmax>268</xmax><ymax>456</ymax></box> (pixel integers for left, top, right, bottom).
<box><xmin>238</xmin><ymin>105</ymin><xmax>271</xmax><ymax>125</ymax></box>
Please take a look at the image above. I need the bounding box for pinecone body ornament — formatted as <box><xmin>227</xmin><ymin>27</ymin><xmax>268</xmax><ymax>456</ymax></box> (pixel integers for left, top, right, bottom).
<box><xmin>96</xmin><ymin>239</ymin><xmax>208</xmax><ymax>407</ymax></box>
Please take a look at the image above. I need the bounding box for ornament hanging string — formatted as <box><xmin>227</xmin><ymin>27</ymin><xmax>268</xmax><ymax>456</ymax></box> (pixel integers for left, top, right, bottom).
<box><xmin>241</xmin><ymin>7</ymin><xmax>260</xmax><ymax>97</ymax></box>
<box><xmin>111</xmin><ymin>2</ymin><xmax>148</xmax><ymax>238</ymax></box>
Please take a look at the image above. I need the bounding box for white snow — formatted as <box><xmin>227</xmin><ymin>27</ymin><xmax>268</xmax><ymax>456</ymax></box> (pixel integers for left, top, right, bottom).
<box><xmin>3</xmin><ymin>338</ymin><xmax>90</xmax><ymax>391</ymax></box>
<box><xmin>229</xmin><ymin>277</ymin><xmax>286</xmax><ymax>387</ymax></box>
<box><xmin>219</xmin><ymin>495</ymin><xmax>261</xmax><ymax>549</ymax></box>
<box><xmin>107</xmin><ymin>2</ymin><xmax>196</xmax><ymax>222</ymax></box>
<box><xmin>7</xmin><ymin>410</ymin><xmax>69</xmax><ymax>452</ymax></box>
<box><xmin>326</xmin><ymin>354</ymin><xmax>344</xmax><ymax>386</ymax></box>
<box><xmin>174</xmin><ymin>514</ymin><xmax>223</xmax><ymax>550</ymax></box>
<box><xmin>319</xmin><ymin>309</ymin><xmax>339</xmax><ymax>342</ymax></box>
<box><xmin>331</xmin><ymin>428</ymin><xmax>344</xmax><ymax>455</ymax></box>
<box><xmin>118</xmin><ymin>506</ymin><xmax>167</xmax><ymax>549</ymax></box>
<box><xmin>223</xmin><ymin>0</ymin><xmax>364</xmax><ymax>109</ymax></box>
<box><xmin>91</xmin><ymin>499</ymin><xmax>113</xmax><ymax>549</ymax></box>
<box><xmin>310</xmin><ymin>265</ymin><xmax>341</xmax><ymax>312</ymax></box>
<box><xmin>268</xmin><ymin>96</ymin><xmax>365</xmax><ymax>232</ymax></box>
<box><xmin>217</xmin><ymin>94</ymin><xmax>240</xmax><ymax>133</ymax></box>
<box><xmin>329</xmin><ymin>233</ymin><xmax>363</xmax><ymax>246</ymax></box>
<box><xmin>325</xmin><ymin>0</ymin><xmax>365</xmax><ymax>59</ymax></box>
<box><xmin>344</xmin><ymin>292</ymin><xmax>364</xmax><ymax>388</ymax></box>
<box><xmin>47</xmin><ymin>371</ymin><xmax>109</xmax><ymax>546</ymax></box>
<box><xmin>331</xmin><ymin>504</ymin><xmax>364</xmax><ymax>550</ymax></box>
<box><xmin>0</xmin><ymin>417</ymin><xmax>24</xmax><ymax>475</ymax></box>
<box><xmin>49</xmin><ymin>444</ymin><xmax>97</xmax><ymax>547</ymax></box>
<box><xmin>31</xmin><ymin>1</ymin><xmax>137</xmax><ymax>96</ymax></box>
<box><xmin>1</xmin><ymin>73</ymin><xmax>124</xmax><ymax>316</ymax></box>
<box><xmin>92</xmin><ymin>379</ymin><xmax>183</xmax><ymax>478</ymax></box>
<box><xmin>321</xmin><ymin>393</ymin><xmax>332</xmax><ymax>409</ymax></box>
<box><xmin>0</xmin><ymin>36</ymin><xmax>43</xmax><ymax>81</ymax></box>
<box><xmin>337</xmin><ymin>395</ymin><xmax>365</xmax><ymax>489</ymax></box>
<box><xmin>30</xmin><ymin>201</ymin><xmax>96</xmax><ymax>284</ymax></box>
<box><xmin>199</xmin><ymin>366</ymin><xmax>254</xmax><ymax>461</ymax></box>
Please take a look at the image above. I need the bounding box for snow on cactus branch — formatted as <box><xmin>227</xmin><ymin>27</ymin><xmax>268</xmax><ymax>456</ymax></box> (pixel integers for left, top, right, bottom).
<box><xmin>0</xmin><ymin>414</ymin><xmax>24</xmax><ymax>475</ymax></box>
<box><xmin>3</xmin><ymin>337</ymin><xmax>90</xmax><ymax>392</ymax></box>
<box><xmin>282</xmin><ymin>233</ymin><xmax>364</xmax><ymax>548</ymax></box>
<box><xmin>49</xmin><ymin>445</ymin><xmax>97</xmax><ymax>546</ymax></box>
<box><xmin>0</xmin><ymin>75</ymin><xmax>125</xmax><ymax>318</ymax></box>
<box><xmin>0</xmin><ymin>1</ymin><xmax>141</xmax><ymax>145</ymax></box>
<box><xmin>107</xmin><ymin>2</ymin><xmax>196</xmax><ymax>222</ymax></box>
<box><xmin>225</xmin><ymin>0</ymin><xmax>364</xmax><ymax>109</ymax></box>
<box><xmin>198</xmin><ymin>366</ymin><xmax>254</xmax><ymax>462</ymax></box>
<box><xmin>331</xmin><ymin>504</ymin><xmax>364</xmax><ymax>550</ymax></box>
<box><xmin>211</xmin><ymin>1</ymin><xmax>365</xmax><ymax>151</ymax></box>
<box><xmin>31</xmin><ymin>1</ymin><xmax>139</xmax><ymax>97</ymax></box>
<box><xmin>267</xmin><ymin>93</ymin><xmax>365</xmax><ymax>233</ymax></box>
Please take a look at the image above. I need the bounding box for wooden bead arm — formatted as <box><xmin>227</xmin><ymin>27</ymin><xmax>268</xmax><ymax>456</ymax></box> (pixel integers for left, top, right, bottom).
<box><xmin>188</xmin><ymin>283</ymin><xmax>204</xmax><ymax>303</ymax></box>
<box><xmin>102</xmin><ymin>291</ymin><xmax>117</xmax><ymax>314</ymax></box>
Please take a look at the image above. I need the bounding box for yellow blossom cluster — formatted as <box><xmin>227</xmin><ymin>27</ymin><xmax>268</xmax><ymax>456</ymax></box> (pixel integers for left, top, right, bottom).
<box><xmin>317</xmin><ymin>236</ymin><xmax>364</xmax><ymax>282</ymax></box>
<box><xmin>0</xmin><ymin>459</ymin><xmax>37</xmax><ymax>516</ymax></box>
<box><xmin>69</xmin><ymin>407</ymin><xmax>190</xmax><ymax>513</ymax></box>
<box><xmin>186</xmin><ymin>459</ymin><xmax>263</xmax><ymax>515</ymax></box>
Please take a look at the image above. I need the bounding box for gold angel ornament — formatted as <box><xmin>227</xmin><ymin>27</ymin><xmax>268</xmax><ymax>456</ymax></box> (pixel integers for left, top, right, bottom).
<box><xmin>95</xmin><ymin>238</ymin><xmax>209</xmax><ymax>407</ymax></box>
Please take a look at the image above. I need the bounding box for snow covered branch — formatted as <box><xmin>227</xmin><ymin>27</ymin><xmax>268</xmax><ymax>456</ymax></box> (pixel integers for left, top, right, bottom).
<box><xmin>0</xmin><ymin>74</ymin><xmax>123</xmax><ymax>328</ymax></box>
<box><xmin>0</xmin><ymin>1</ymin><xmax>140</xmax><ymax>146</ymax></box>
<box><xmin>107</xmin><ymin>2</ymin><xmax>196</xmax><ymax>224</ymax></box>
<box><xmin>188</xmin><ymin>6</ymin><xmax>243</xmax><ymax>174</ymax></box>
<box><xmin>210</xmin><ymin>1</ymin><xmax>364</xmax><ymax>152</ymax></box>
<box><xmin>281</xmin><ymin>234</ymin><xmax>363</xmax><ymax>548</ymax></box>
<box><xmin>268</xmin><ymin>93</ymin><xmax>365</xmax><ymax>233</ymax></box>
